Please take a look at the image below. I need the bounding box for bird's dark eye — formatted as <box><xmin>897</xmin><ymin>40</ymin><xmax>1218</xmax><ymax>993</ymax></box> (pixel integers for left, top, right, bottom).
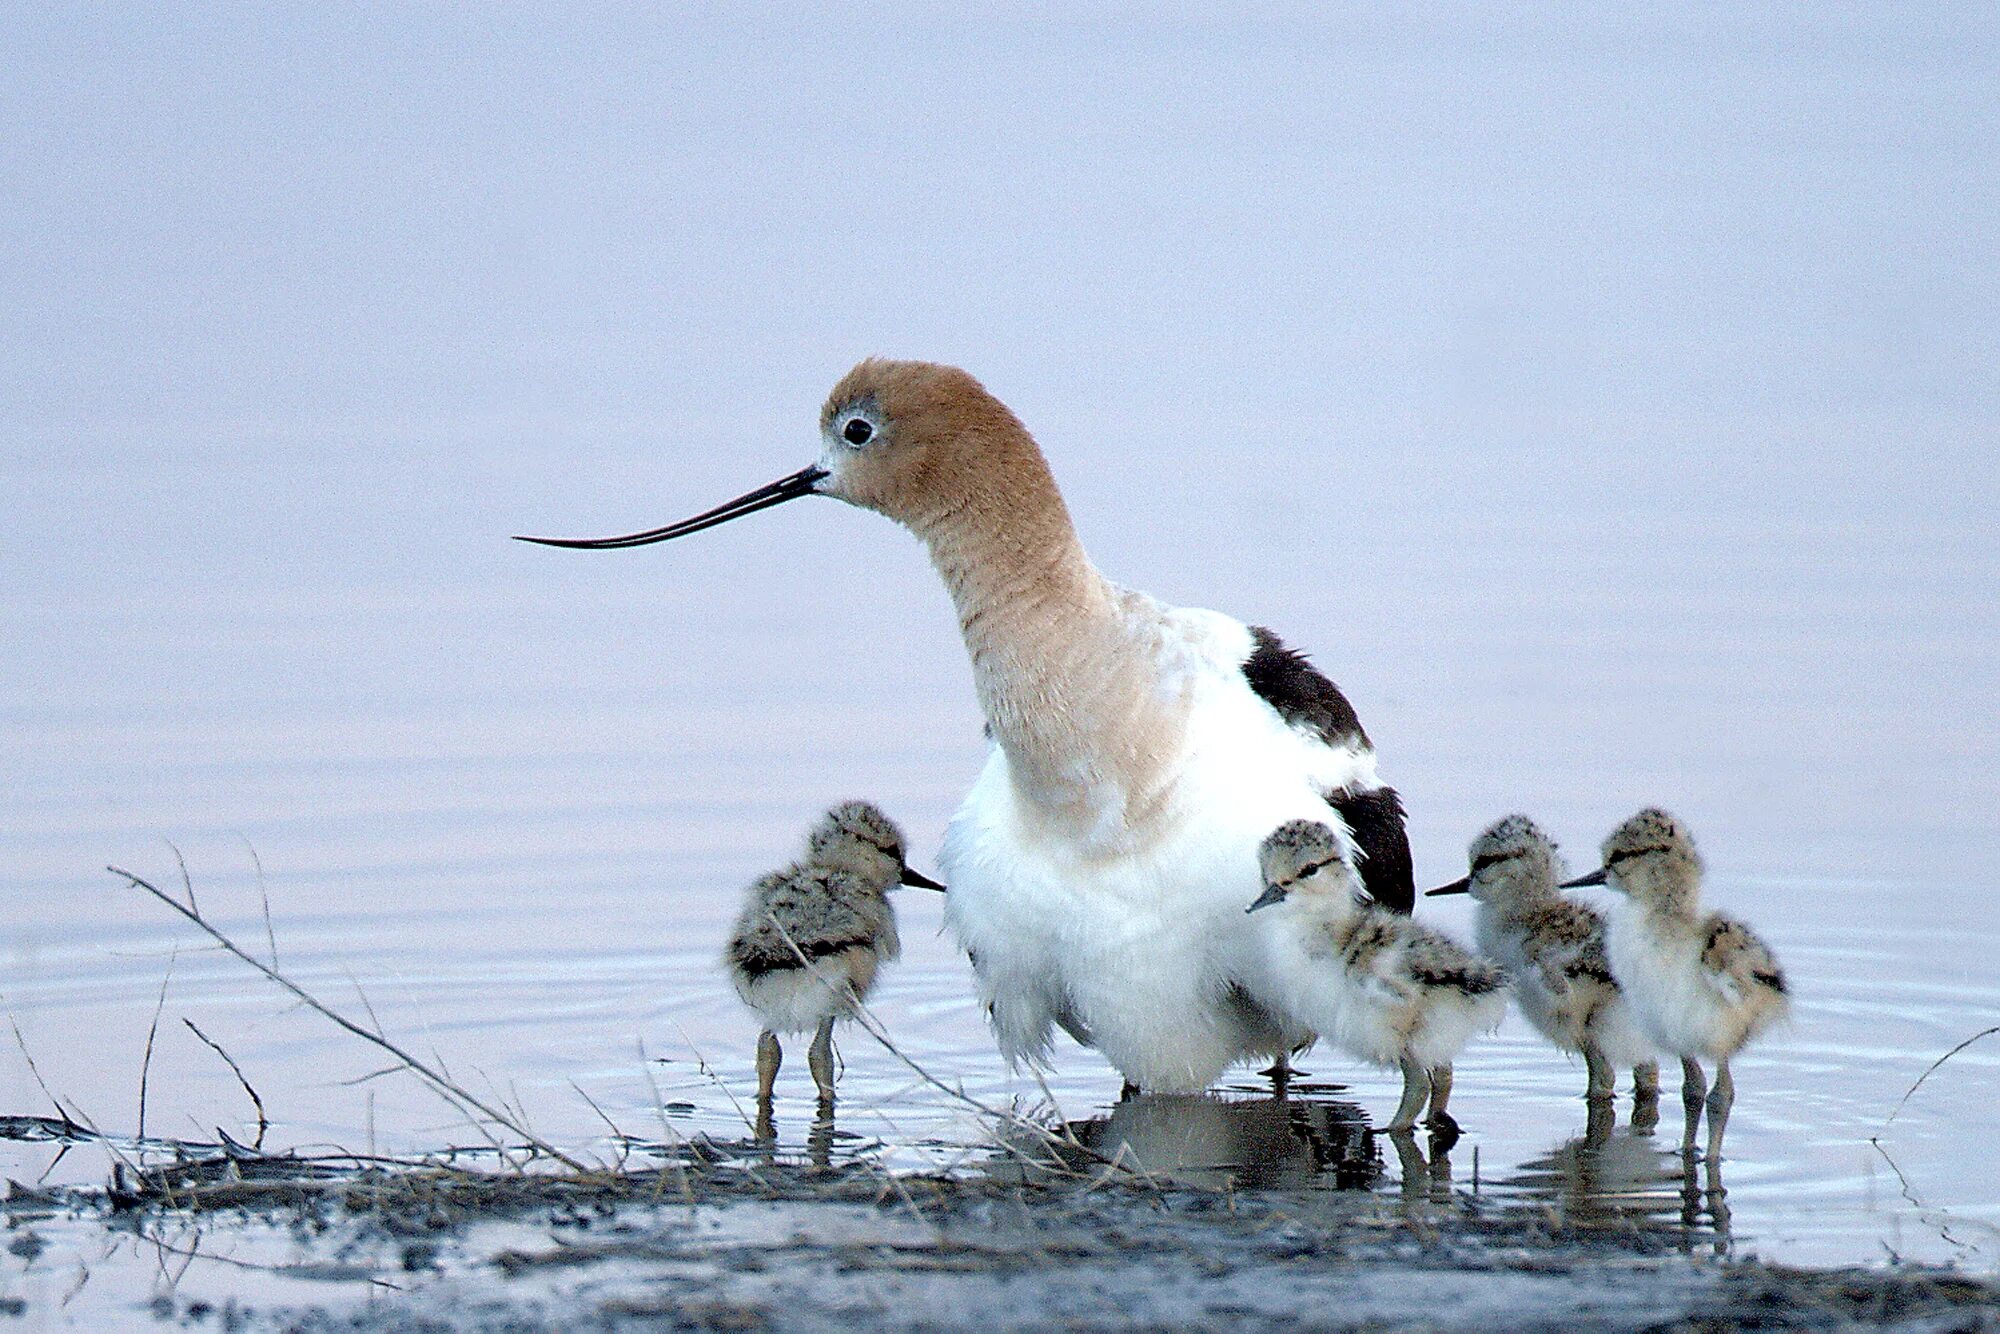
<box><xmin>843</xmin><ymin>418</ymin><xmax>874</xmax><ymax>445</ymax></box>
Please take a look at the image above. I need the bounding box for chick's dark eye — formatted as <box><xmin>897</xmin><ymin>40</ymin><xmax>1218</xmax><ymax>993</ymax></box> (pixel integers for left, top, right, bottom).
<box><xmin>842</xmin><ymin>418</ymin><xmax>874</xmax><ymax>445</ymax></box>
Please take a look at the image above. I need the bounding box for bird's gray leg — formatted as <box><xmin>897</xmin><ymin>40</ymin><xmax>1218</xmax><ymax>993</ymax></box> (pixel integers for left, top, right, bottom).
<box><xmin>1679</xmin><ymin>1057</ymin><xmax>1707</xmax><ymax>1154</ymax></box>
<box><xmin>1582</xmin><ymin>1040</ymin><xmax>1615</xmax><ymax>1102</ymax></box>
<box><xmin>1705</xmin><ymin>1059</ymin><xmax>1735</xmax><ymax>1165</ymax></box>
<box><xmin>1425</xmin><ymin>1064</ymin><xmax>1459</xmax><ymax>1136</ymax></box>
<box><xmin>1388</xmin><ymin>1058</ymin><xmax>1430</xmax><ymax>1132</ymax></box>
<box><xmin>754</xmin><ymin>1031</ymin><xmax>781</xmax><ymax>1138</ymax></box>
<box><xmin>808</xmin><ymin>1017</ymin><xmax>837</xmax><ymax>1106</ymax></box>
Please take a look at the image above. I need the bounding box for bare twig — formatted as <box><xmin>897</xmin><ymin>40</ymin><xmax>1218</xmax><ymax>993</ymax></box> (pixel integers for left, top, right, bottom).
<box><xmin>59</xmin><ymin>1255</ymin><xmax>88</xmax><ymax>1309</ymax></box>
<box><xmin>11</xmin><ymin>1019</ymin><xmax>151</xmax><ymax>1189</ymax></box>
<box><xmin>1029</xmin><ymin>1066</ymin><xmax>1094</xmax><ymax>1154</ymax></box>
<box><xmin>238</xmin><ymin>835</ymin><xmax>279</xmax><ymax>972</ymax></box>
<box><xmin>1866</xmin><ymin>1136</ymin><xmax>1990</xmax><ymax>1255</ymax></box>
<box><xmin>346</xmin><ymin>969</ymin><xmax>389</xmax><ymax>1041</ymax></box>
<box><xmin>108</xmin><ymin>865</ymin><xmax>587</xmax><ymax>1172</ymax></box>
<box><xmin>148</xmin><ymin>1216</ymin><xmax>199</xmax><ymax>1290</ymax></box>
<box><xmin>340</xmin><ymin>1064</ymin><xmax>407</xmax><ymax>1087</ymax></box>
<box><xmin>637</xmin><ymin>1038</ymin><xmax>696</xmax><ymax>1205</ymax></box>
<box><xmin>1882</xmin><ymin>1026</ymin><xmax>2000</xmax><ymax>1129</ymax></box>
<box><xmin>141</xmin><ymin>1225</ymin><xmax>404</xmax><ymax>1289</ymax></box>
<box><xmin>167</xmin><ymin>841</ymin><xmax>198</xmax><ymax>916</ymax></box>
<box><xmin>635</xmin><ymin>1040</ymin><xmax>678</xmax><ymax>1148</ymax></box>
<box><xmin>879</xmin><ymin>1154</ymin><xmax>933</xmax><ymax>1231</ymax></box>
<box><xmin>389</xmin><ymin>968</ymin><xmax>458</xmax><ymax>1086</ymax></box>
<box><xmin>10</xmin><ymin>1018</ymin><xmax>78</xmax><ymax>1133</ymax></box>
<box><xmin>138</xmin><ymin>952</ymin><xmax>178</xmax><ymax>1142</ymax></box>
<box><xmin>568</xmin><ymin>1080</ymin><xmax>631</xmax><ymax>1173</ymax></box>
<box><xmin>37</xmin><ymin>1141</ymin><xmax>73</xmax><ymax>1187</ymax></box>
<box><xmin>670</xmin><ymin>1021</ymin><xmax>759</xmax><ymax>1136</ymax></box>
<box><xmin>183</xmin><ymin>1019</ymin><xmax>268</xmax><ymax>1151</ymax></box>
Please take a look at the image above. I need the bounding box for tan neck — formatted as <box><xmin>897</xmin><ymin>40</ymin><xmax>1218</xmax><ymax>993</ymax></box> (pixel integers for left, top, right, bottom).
<box><xmin>906</xmin><ymin>466</ymin><xmax>1187</xmax><ymax>842</ymax></box>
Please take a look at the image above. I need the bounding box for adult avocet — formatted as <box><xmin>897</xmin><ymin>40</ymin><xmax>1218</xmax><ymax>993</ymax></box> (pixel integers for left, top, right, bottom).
<box><xmin>523</xmin><ymin>360</ymin><xmax>1414</xmax><ymax>1093</ymax></box>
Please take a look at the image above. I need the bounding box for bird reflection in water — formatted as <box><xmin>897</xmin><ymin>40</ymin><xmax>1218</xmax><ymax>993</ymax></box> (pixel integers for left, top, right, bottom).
<box><xmin>744</xmin><ymin>1106</ymin><xmax>847</xmax><ymax>1171</ymax></box>
<box><xmin>1045</xmin><ymin>1088</ymin><xmax>1383</xmax><ymax>1191</ymax></box>
<box><xmin>1504</xmin><ymin>1103</ymin><xmax>1731</xmax><ymax>1256</ymax></box>
<box><xmin>1388</xmin><ymin>1129</ymin><xmax>1458</xmax><ymax>1210</ymax></box>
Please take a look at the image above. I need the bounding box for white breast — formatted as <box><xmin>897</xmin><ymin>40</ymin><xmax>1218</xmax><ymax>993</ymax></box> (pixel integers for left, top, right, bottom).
<box><xmin>1605</xmin><ymin>904</ymin><xmax>1741</xmax><ymax>1061</ymax></box>
<box><xmin>939</xmin><ymin>604</ymin><xmax>1377</xmax><ymax>1093</ymax></box>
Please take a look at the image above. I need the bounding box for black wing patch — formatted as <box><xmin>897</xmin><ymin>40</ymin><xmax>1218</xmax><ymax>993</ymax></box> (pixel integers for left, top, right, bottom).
<box><xmin>730</xmin><ymin>935</ymin><xmax>874</xmax><ymax>980</ymax></box>
<box><xmin>1242</xmin><ymin>627</ymin><xmax>1369</xmax><ymax>750</ymax></box>
<box><xmin>1330</xmin><ymin>786</ymin><xmax>1414</xmax><ymax>916</ymax></box>
<box><xmin>1411</xmin><ymin>958</ymin><xmax>1507</xmax><ymax>995</ymax></box>
<box><xmin>1563</xmin><ymin>954</ymin><xmax>1618</xmax><ymax>986</ymax></box>
<box><xmin>1240</xmin><ymin>627</ymin><xmax>1410</xmax><ymax>915</ymax></box>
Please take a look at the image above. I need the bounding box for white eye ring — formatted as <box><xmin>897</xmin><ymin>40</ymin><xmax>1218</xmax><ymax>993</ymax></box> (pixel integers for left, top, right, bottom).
<box><xmin>841</xmin><ymin>416</ymin><xmax>875</xmax><ymax>446</ymax></box>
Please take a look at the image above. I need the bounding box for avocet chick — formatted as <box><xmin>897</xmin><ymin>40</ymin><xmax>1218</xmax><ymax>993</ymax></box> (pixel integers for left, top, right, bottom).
<box><xmin>1426</xmin><ymin>815</ymin><xmax>1660</xmax><ymax>1105</ymax></box>
<box><xmin>725</xmin><ymin>802</ymin><xmax>944</xmax><ymax>1119</ymax></box>
<box><xmin>1561</xmin><ymin>809</ymin><xmax>1788</xmax><ymax>1161</ymax></box>
<box><xmin>1251</xmin><ymin>821</ymin><xmax>1508</xmax><ymax>1133</ymax></box>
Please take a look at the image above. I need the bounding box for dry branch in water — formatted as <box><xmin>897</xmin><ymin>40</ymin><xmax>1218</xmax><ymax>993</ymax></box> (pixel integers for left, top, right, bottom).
<box><xmin>10</xmin><ymin>1019</ymin><xmax>83</xmax><ymax>1134</ymax></box>
<box><xmin>108</xmin><ymin>865</ymin><xmax>587</xmax><ymax>1173</ymax></box>
<box><xmin>105</xmin><ymin>863</ymin><xmax>1128</xmax><ymax>1194</ymax></box>
<box><xmin>1882</xmin><ymin>1025</ymin><xmax>2000</xmax><ymax>1130</ymax></box>
<box><xmin>184</xmin><ymin>1018</ymin><xmax>269</xmax><ymax>1151</ymax></box>
<box><xmin>136</xmin><ymin>953</ymin><xmax>176</xmax><ymax>1142</ymax></box>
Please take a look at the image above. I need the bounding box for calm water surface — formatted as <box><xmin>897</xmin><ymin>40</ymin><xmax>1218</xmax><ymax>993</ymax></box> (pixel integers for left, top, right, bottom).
<box><xmin>5</xmin><ymin>426</ymin><xmax>1996</xmax><ymax>1294</ymax></box>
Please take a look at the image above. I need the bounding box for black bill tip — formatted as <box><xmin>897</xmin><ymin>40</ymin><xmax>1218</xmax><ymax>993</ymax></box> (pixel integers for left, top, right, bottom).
<box><xmin>1424</xmin><ymin>877</ymin><xmax>1472</xmax><ymax>897</ymax></box>
<box><xmin>515</xmin><ymin>464</ymin><xmax>828</xmax><ymax>550</ymax></box>
<box><xmin>1559</xmin><ymin>867</ymin><xmax>1610</xmax><ymax>889</ymax></box>
<box><xmin>899</xmin><ymin>865</ymin><xmax>947</xmax><ymax>892</ymax></box>
<box><xmin>1246</xmin><ymin>884</ymin><xmax>1287</xmax><ymax>914</ymax></box>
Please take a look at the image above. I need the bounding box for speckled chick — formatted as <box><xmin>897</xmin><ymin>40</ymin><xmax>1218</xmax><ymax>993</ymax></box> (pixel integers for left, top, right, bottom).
<box><xmin>1251</xmin><ymin>820</ymin><xmax>1508</xmax><ymax>1133</ymax></box>
<box><xmin>1562</xmin><ymin>809</ymin><xmax>1788</xmax><ymax>1161</ymax></box>
<box><xmin>1427</xmin><ymin>815</ymin><xmax>1660</xmax><ymax>1104</ymax></box>
<box><xmin>725</xmin><ymin>801</ymin><xmax>944</xmax><ymax>1118</ymax></box>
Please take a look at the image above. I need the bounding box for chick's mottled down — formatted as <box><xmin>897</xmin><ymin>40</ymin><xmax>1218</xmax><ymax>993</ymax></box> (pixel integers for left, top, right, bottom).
<box><xmin>1427</xmin><ymin>815</ymin><xmax>1659</xmax><ymax>1103</ymax></box>
<box><xmin>725</xmin><ymin>801</ymin><xmax>941</xmax><ymax>1118</ymax></box>
<box><xmin>726</xmin><ymin>862</ymin><xmax>900</xmax><ymax>1030</ymax></box>
<box><xmin>1562</xmin><ymin>808</ymin><xmax>1788</xmax><ymax>1161</ymax></box>
<box><xmin>1252</xmin><ymin>820</ymin><xmax>1508</xmax><ymax>1133</ymax></box>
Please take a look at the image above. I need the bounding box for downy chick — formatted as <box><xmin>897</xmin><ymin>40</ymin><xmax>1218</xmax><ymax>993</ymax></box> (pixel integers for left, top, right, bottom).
<box><xmin>1561</xmin><ymin>808</ymin><xmax>1788</xmax><ymax>1161</ymax></box>
<box><xmin>725</xmin><ymin>801</ymin><xmax>944</xmax><ymax>1118</ymax></box>
<box><xmin>1427</xmin><ymin>815</ymin><xmax>1659</xmax><ymax>1104</ymax></box>
<box><xmin>1251</xmin><ymin>820</ymin><xmax>1508</xmax><ymax>1133</ymax></box>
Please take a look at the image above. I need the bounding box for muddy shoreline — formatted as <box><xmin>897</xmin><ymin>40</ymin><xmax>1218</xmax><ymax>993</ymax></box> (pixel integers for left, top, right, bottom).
<box><xmin>8</xmin><ymin>1150</ymin><xmax>1996</xmax><ymax>1332</ymax></box>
